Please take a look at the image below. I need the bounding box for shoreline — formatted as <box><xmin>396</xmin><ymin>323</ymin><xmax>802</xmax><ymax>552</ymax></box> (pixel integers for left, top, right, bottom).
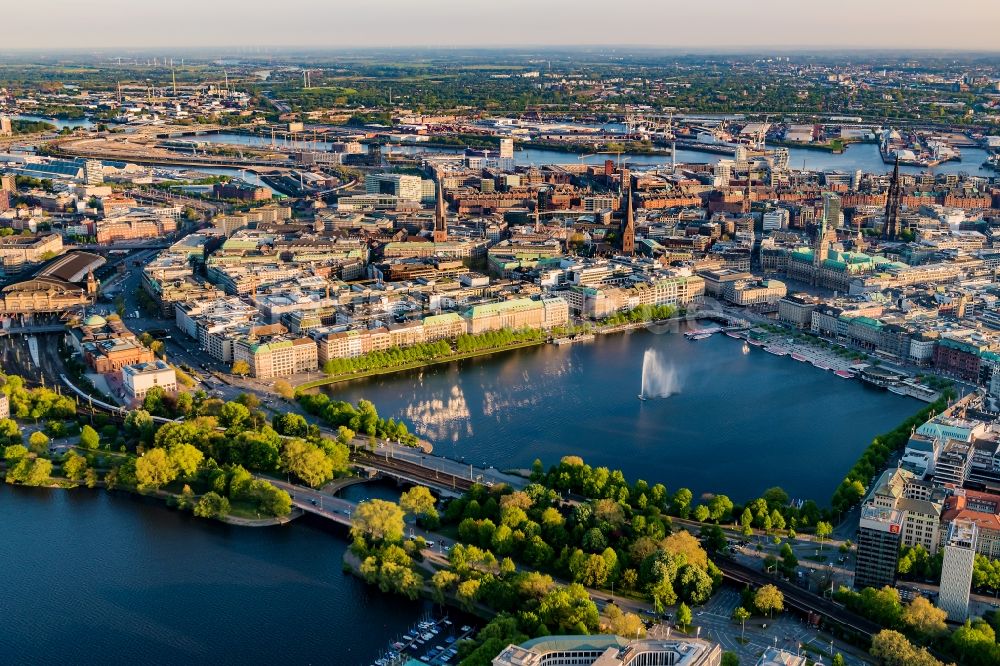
<box><xmin>3</xmin><ymin>476</ymin><xmax>296</xmax><ymax>528</ymax></box>
<box><xmin>297</xmin><ymin>338</ymin><xmax>548</xmax><ymax>391</ymax></box>
<box><xmin>296</xmin><ymin>315</ymin><xmax>694</xmax><ymax>392</ymax></box>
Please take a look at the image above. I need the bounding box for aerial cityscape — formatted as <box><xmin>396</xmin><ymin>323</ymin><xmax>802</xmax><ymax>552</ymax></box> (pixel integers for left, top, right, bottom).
<box><xmin>5</xmin><ymin>3</ymin><xmax>1000</xmax><ymax>666</ymax></box>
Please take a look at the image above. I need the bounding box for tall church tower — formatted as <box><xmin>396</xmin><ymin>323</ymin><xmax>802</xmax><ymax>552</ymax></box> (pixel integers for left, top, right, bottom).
<box><xmin>621</xmin><ymin>183</ymin><xmax>635</xmax><ymax>256</ymax></box>
<box><xmin>432</xmin><ymin>179</ymin><xmax>448</xmax><ymax>243</ymax></box>
<box><xmin>883</xmin><ymin>156</ymin><xmax>901</xmax><ymax>241</ymax></box>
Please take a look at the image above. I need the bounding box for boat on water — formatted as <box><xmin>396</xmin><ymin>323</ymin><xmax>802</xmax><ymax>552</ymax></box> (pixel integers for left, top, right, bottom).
<box><xmin>552</xmin><ymin>333</ymin><xmax>596</xmax><ymax>346</ymax></box>
<box><xmin>834</xmin><ymin>370</ymin><xmax>853</xmax><ymax>379</ymax></box>
<box><xmin>725</xmin><ymin>331</ymin><xmax>742</xmax><ymax>339</ymax></box>
<box><xmin>764</xmin><ymin>346</ymin><xmax>789</xmax><ymax>356</ymax></box>
<box><xmin>742</xmin><ymin>342</ymin><xmax>750</xmax><ymax>354</ymax></box>
<box><xmin>858</xmin><ymin>366</ymin><xmax>906</xmax><ymax>389</ymax></box>
<box><xmin>638</xmin><ymin>394</ymin><xmax>647</xmax><ymax>401</ymax></box>
<box><xmin>747</xmin><ymin>339</ymin><xmax>764</xmax><ymax>347</ymax></box>
<box><xmin>791</xmin><ymin>353</ymin><xmax>808</xmax><ymax>362</ymax></box>
<box><xmin>684</xmin><ymin>327</ymin><xmax>721</xmax><ymax>339</ymax></box>
<box><xmin>812</xmin><ymin>363</ymin><xmax>831</xmax><ymax>371</ymax></box>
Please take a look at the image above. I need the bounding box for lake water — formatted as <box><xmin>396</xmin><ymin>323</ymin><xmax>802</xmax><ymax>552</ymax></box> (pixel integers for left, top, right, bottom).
<box><xmin>320</xmin><ymin>328</ymin><xmax>917</xmax><ymax>503</ymax></box>
<box><xmin>0</xmin><ymin>331</ymin><xmax>917</xmax><ymax>661</ymax></box>
<box><xmin>0</xmin><ymin>484</ymin><xmax>428</xmax><ymax>665</ymax></box>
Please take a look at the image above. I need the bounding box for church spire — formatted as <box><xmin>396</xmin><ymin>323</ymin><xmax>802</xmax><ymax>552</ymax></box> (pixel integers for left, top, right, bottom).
<box><xmin>883</xmin><ymin>155</ymin><xmax>901</xmax><ymax>241</ymax></box>
<box><xmin>433</xmin><ymin>177</ymin><xmax>447</xmax><ymax>243</ymax></box>
<box><xmin>621</xmin><ymin>173</ymin><xmax>635</xmax><ymax>256</ymax></box>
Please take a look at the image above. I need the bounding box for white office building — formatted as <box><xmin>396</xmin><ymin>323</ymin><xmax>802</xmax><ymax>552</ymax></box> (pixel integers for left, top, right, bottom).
<box><xmin>938</xmin><ymin>520</ymin><xmax>977</xmax><ymax>621</ymax></box>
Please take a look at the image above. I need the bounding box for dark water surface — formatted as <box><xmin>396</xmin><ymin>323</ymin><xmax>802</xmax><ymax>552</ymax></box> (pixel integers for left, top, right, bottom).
<box><xmin>0</xmin><ymin>484</ymin><xmax>427</xmax><ymax>665</ymax></box>
<box><xmin>323</xmin><ymin>329</ymin><xmax>917</xmax><ymax>502</ymax></box>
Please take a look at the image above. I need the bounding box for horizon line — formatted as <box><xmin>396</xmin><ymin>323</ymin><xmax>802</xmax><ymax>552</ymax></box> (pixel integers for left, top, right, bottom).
<box><xmin>3</xmin><ymin>44</ymin><xmax>1000</xmax><ymax>55</ymax></box>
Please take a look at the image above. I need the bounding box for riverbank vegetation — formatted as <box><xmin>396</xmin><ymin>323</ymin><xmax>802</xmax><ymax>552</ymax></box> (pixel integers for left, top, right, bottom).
<box><xmin>297</xmin><ymin>395</ymin><xmax>420</xmax><ymax>447</ymax></box>
<box><xmin>0</xmin><ymin>371</ymin><xmax>358</xmax><ymax>522</ymax></box>
<box><xmin>830</xmin><ymin>395</ymin><xmax>951</xmax><ymax>515</ymax></box>
<box><xmin>315</xmin><ymin>327</ymin><xmax>554</xmax><ymax>380</ymax></box>
<box><xmin>836</xmin><ymin>586</ymin><xmax>999</xmax><ymax>666</ymax></box>
<box><xmin>600</xmin><ymin>304</ymin><xmax>678</xmax><ymax>327</ymax></box>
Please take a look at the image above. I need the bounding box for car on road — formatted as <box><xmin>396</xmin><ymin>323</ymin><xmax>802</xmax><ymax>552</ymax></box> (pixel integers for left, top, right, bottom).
<box><xmin>310</xmin><ymin>499</ymin><xmax>317</xmax><ymax>506</ymax></box>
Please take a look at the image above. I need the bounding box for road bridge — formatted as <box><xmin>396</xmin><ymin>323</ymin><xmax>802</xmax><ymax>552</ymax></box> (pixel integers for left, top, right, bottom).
<box><xmin>68</xmin><ymin>241</ymin><xmax>174</xmax><ymax>251</ymax></box>
<box><xmin>0</xmin><ymin>325</ymin><xmax>66</xmax><ymax>335</ymax></box>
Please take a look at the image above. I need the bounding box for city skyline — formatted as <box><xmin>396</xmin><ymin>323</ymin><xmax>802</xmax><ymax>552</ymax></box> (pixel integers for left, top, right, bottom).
<box><xmin>4</xmin><ymin>0</ymin><xmax>1000</xmax><ymax>52</ymax></box>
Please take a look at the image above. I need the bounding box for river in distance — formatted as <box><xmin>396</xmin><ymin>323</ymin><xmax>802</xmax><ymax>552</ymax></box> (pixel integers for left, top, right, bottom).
<box><xmin>193</xmin><ymin>131</ymin><xmax>994</xmax><ymax>177</ymax></box>
<box><xmin>0</xmin><ymin>481</ymin><xmax>434</xmax><ymax>665</ymax></box>
<box><xmin>323</xmin><ymin>328</ymin><xmax>917</xmax><ymax>503</ymax></box>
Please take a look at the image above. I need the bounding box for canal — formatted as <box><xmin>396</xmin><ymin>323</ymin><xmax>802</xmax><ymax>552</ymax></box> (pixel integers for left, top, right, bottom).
<box><xmin>320</xmin><ymin>328</ymin><xmax>918</xmax><ymax>503</ymax></box>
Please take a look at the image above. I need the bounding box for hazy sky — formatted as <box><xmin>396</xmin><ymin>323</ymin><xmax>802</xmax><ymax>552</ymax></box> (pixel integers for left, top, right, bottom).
<box><xmin>6</xmin><ymin>0</ymin><xmax>1000</xmax><ymax>51</ymax></box>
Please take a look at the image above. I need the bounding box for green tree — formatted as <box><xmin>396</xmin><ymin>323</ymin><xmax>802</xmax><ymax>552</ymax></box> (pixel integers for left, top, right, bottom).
<box><xmin>194</xmin><ymin>491</ymin><xmax>231</xmax><ymax>519</ymax></box>
<box><xmin>27</xmin><ymin>430</ymin><xmax>49</xmax><ymax>455</ymax></box>
<box><xmin>604</xmin><ymin>604</ymin><xmax>646</xmax><ymax>639</ymax></box>
<box><xmin>167</xmin><ymin>443</ymin><xmax>204</xmax><ymax>478</ymax></box>
<box><xmin>901</xmin><ymin>596</ymin><xmax>947</xmax><ymax>640</ymax></box>
<box><xmin>400</xmin><ymin>485</ymin><xmax>438</xmax><ymax>521</ymax></box>
<box><xmin>456</xmin><ymin>578</ymin><xmax>481</xmax><ymax>612</ymax></box>
<box><xmin>231</xmin><ymin>360</ymin><xmax>251</xmax><ymax>376</ymax></box>
<box><xmin>676</xmin><ymin>602</ymin><xmax>692</xmax><ymax>631</ymax></box>
<box><xmin>62</xmin><ymin>451</ymin><xmax>88</xmax><ymax>481</ymax></box>
<box><xmin>721</xmin><ymin>653</ymin><xmax>739</xmax><ymax>666</ymax></box>
<box><xmin>815</xmin><ymin>521</ymin><xmax>833</xmax><ymax>549</ymax></box>
<box><xmin>135</xmin><ymin>448</ymin><xmax>178</xmax><ymax>490</ymax></box>
<box><xmin>677</xmin><ymin>564</ymin><xmax>714</xmax><ymax>605</ymax></box>
<box><xmin>219</xmin><ymin>401</ymin><xmax>251</xmax><ymax>429</ymax></box>
<box><xmin>430</xmin><ymin>570</ymin><xmax>459</xmax><ymax>604</ymax></box>
<box><xmin>4</xmin><ymin>444</ymin><xmax>28</xmax><ymax>460</ymax></box>
<box><xmin>672</xmin><ymin>488</ymin><xmax>693</xmax><ymax>518</ymax></box>
<box><xmin>350</xmin><ymin>499</ymin><xmax>405</xmax><ymax>543</ymax></box>
<box><xmin>273</xmin><ymin>380</ymin><xmax>295</xmax><ymax>400</ymax></box>
<box><xmin>870</xmin><ymin>629</ymin><xmax>940</xmax><ymax>666</ymax></box>
<box><xmin>280</xmin><ymin>439</ymin><xmax>334</xmax><ymax>487</ymax></box>
<box><xmin>79</xmin><ymin>424</ymin><xmax>100</xmax><ymax>449</ymax></box>
<box><xmin>754</xmin><ymin>584</ymin><xmax>784</xmax><ymax>618</ymax></box>
<box><xmin>732</xmin><ymin>606</ymin><xmax>751</xmax><ymax>641</ymax></box>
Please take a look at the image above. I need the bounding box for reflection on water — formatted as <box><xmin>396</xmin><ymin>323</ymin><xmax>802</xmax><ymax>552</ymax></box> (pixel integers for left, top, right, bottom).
<box><xmin>323</xmin><ymin>330</ymin><xmax>918</xmax><ymax>501</ymax></box>
<box><xmin>402</xmin><ymin>383</ymin><xmax>473</xmax><ymax>443</ymax></box>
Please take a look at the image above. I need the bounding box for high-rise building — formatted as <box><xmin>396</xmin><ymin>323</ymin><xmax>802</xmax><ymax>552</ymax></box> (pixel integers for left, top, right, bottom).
<box><xmin>83</xmin><ymin>159</ymin><xmax>104</xmax><ymax>186</ymax></box>
<box><xmin>822</xmin><ymin>192</ymin><xmax>842</xmax><ymax>229</ymax></box>
<box><xmin>938</xmin><ymin>520</ymin><xmax>977</xmax><ymax>621</ymax></box>
<box><xmin>854</xmin><ymin>505</ymin><xmax>903</xmax><ymax>590</ymax></box>
<box><xmin>365</xmin><ymin>173</ymin><xmax>423</xmax><ymax>202</ymax></box>
<box><xmin>0</xmin><ymin>173</ymin><xmax>15</xmax><ymax>193</ymax></box>
<box><xmin>499</xmin><ymin>138</ymin><xmax>514</xmax><ymax>158</ymax></box>
<box><xmin>0</xmin><ymin>115</ymin><xmax>12</xmax><ymax>138</ymax></box>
